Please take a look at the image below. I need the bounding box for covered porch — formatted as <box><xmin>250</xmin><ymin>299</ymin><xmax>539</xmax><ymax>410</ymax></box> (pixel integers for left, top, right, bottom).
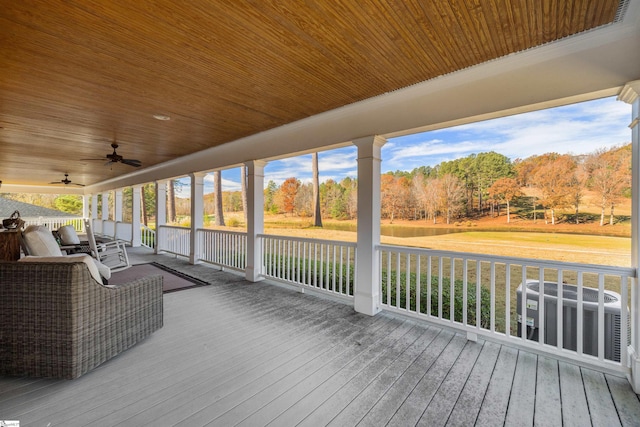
<box><xmin>1</xmin><ymin>248</ymin><xmax>639</xmax><ymax>426</ymax></box>
<box><xmin>2</xmin><ymin>1</ymin><xmax>640</xmax><ymax>425</ymax></box>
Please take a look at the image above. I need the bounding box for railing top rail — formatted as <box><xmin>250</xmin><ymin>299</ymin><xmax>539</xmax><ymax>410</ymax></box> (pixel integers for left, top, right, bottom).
<box><xmin>258</xmin><ymin>233</ymin><xmax>357</xmax><ymax>248</ymax></box>
<box><xmin>158</xmin><ymin>225</ymin><xmax>190</xmax><ymax>231</ymax></box>
<box><xmin>22</xmin><ymin>216</ymin><xmax>81</xmax><ymax>220</ymax></box>
<box><xmin>197</xmin><ymin>228</ymin><xmax>247</xmax><ymax>237</ymax></box>
<box><xmin>377</xmin><ymin>243</ymin><xmax>636</xmax><ymax>277</ymax></box>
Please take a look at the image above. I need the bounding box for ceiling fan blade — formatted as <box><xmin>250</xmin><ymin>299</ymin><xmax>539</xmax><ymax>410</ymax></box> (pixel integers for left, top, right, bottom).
<box><xmin>121</xmin><ymin>159</ymin><xmax>142</xmax><ymax>167</ymax></box>
<box><xmin>81</xmin><ymin>158</ymin><xmax>108</xmax><ymax>161</ymax></box>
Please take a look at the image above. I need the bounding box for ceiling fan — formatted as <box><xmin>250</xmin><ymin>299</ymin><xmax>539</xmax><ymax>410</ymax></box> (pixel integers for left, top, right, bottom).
<box><xmin>82</xmin><ymin>143</ymin><xmax>142</xmax><ymax>167</ymax></box>
<box><xmin>49</xmin><ymin>173</ymin><xmax>84</xmax><ymax>187</ymax></box>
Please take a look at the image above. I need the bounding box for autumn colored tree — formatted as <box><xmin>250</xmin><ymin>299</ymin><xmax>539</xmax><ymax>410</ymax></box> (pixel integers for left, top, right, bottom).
<box><xmin>278</xmin><ymin>177</ymin><xmax>300</xmax><ymax>216</ymax></box>
<box><xmin>533</xmin><ymin>154</ymin><xmax>576</xmax><ymax>225</ymax></box>
<box><xmin>411</xmin><ymin>173</ymin><xmax>428</xmax><ymax>221</ymax></box>
<box><xmin>381</xmin><ymin>174</ymin><xmax>410</xmax><ymax>223</ymax></box>
<box><xmin>585</xmin><ymin>145</ymin><xmax>631</xmax><ymax>226</ymax></box>
<box><xmin>294</xmin><ymin>183</ymin><xmax>312</xmax><ymax>217</ymax></box>
<box><xmin>424</xmin><ymin>178</ymin><xmax>441</xmax><ymax>223</ymax></box>
<box><xmin>439</xmin><ymin>174</ymin><xmax>465</xmax><ymax>224</ymax></box>
<box><xmin>488</xmin><ymin>177</ymin><xmax>522</xmax><ymax>223</ymax></box>
<box><xmin>568</xmin><ymin>162</ymin><xmax>588</xmax><ymax>224</ymax></box>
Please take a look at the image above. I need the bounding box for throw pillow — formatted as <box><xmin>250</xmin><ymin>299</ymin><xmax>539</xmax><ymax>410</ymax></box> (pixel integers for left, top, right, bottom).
<box><xmin>22</xmin><ymin>225</ymin><xmax>63</xmax><ymax>256</ymax></box>
<box><xmin>57</xmin><ymin>225</ymin><xmax>81</xmax><ymax>245</ymax></box>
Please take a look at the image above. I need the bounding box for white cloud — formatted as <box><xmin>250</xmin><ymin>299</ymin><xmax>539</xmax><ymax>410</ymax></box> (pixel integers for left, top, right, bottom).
<box><xmin>385</xmin><ymin>96</ymin><xmax>631</xmax><ymax>171</ymax></box>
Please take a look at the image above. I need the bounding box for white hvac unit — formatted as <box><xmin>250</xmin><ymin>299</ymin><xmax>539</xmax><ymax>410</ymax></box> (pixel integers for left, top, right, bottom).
<box><xmin>516</xmin><ymin>280</ymin><xmax>626</xmax><ymax>362</ymax></box>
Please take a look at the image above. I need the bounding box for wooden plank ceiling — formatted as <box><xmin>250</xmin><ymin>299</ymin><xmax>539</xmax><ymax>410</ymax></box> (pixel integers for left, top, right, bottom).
<box><xmin>0</xmin><ymin>0</ymin><xmax>621</xmax><ymax>187</ymax></box>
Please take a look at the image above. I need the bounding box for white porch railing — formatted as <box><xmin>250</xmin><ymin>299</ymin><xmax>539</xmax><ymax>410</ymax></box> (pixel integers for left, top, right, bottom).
<box><xmin>197</xmin><ymin>229</ymin><xmax>247</xmax><ymax>271</ymax></box>
<box><xmin>157</xmin><ymin>225</ymin><xmax>191</xmax><ymax>257</ymax></box>
<box><xmin>378</xmin><ymin>244</ymin><xmax>635</xmax><ymax>375</ymax></box>
<box><xmin>73</xmin><ymin>217</ymin><xmax>638</xmax><ymax>377</ymax></box>
<box><xmin>259</xmin><ymin>234</ymin><xmax>356</xmax><ymax>300</ymax></box>
<box><xmin>23</xmin><ymin>216</ymin><xmax>83</xmax><ymax>231</ymax></box>
<box><xmin>141</xmin><ymin>225</ymin><xmax>156</xmax><ymax>249</ymax></box>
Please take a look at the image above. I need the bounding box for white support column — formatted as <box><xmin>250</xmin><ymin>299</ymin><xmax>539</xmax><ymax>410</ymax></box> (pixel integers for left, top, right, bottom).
<box><xmin>245</xmin><ymin>160</ymin><xmax>266</xmax><ymax>282</ymax></box>
<box><xmin>620</xmin><ymin>80</ymin><xmax>640</xmax><ymax>393</ymax></box>
<box><xmin>131</xmin><ymin>185</ymin><xmax>142</xmax><ymax>247</ymax></box>
<box><xmin>82</xmin><ymin>194</ymin><xmax>90</xmax><ymax>220</ymax></box>
<box><xmin>91</xmin><ymin>194</ymin><xmax>98</xmax><ymax>220</ymax></box>
<box><xmin>189</xmin><ymin>172</ymin><xmax>206</xmax><ymax>264</ymax></box>
<box><xmin>101</xmin><ymin>192</ymin><xmax>109</xmax><ymax>220</ymax></box>
<box><xmin>353</xmin><ymin>135</ymin><xmax>386</xmax><ymax>316</ymax></box>
<box><xmin>155</xmin><ymin>181</ymin><xmax>167</xmax><ymax>254</ymax></box>
<box><xmin>114</xmin><ymin>189</ymin><xmax>123</xmax><ymax>222</ymax></box>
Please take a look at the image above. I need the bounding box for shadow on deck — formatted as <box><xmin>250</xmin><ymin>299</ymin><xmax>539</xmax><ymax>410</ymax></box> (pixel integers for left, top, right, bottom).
<box><xmin>1</xmin><ymin>247</ymin><xmax>639</xmax><ymax>426</ymax></box>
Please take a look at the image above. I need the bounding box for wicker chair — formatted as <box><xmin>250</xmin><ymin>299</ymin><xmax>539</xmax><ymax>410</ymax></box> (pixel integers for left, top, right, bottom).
<box><xmin>0</xmin><ymin>260</ymin><xmax>163</xmax><ymax>379</ymax></box>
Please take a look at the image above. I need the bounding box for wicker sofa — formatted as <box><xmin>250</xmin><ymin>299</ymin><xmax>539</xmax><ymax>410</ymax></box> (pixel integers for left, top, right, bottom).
<box><xmin>0</xmin><ymin>259</ymin><xmax>163</xmax><ymax>379</ymax></box>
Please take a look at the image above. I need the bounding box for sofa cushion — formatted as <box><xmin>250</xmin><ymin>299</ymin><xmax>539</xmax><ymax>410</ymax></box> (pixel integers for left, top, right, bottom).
<box><xmin>57</xmin><ymin>225</ymin><xmax>81</xmax><ymax>245</ymax></box>
<box><xmin>19</xmin><ymin>254</ymin><xmax>106</xmax><ymax>284</ymax></box>
<box><xmin>22</xmin><ymin>225</ymin><xmax>63</xmax><ymax>256</ymax></box>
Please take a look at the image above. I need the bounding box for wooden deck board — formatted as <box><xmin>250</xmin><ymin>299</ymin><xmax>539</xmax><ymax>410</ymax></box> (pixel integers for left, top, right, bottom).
<box><xmin>1</xmin><ymin>252</ymin><xmax>639</xmax><ymax>427</ymax></box>
<box><xmin>534</xmin><ymin>356</ymin><xmax>562</xmax><ymax>426</ymax></box>
<box><xmin>607</xmin><ymin>374</ymin><xmax>640</xmax><ymax>427</ymax></box>
<box><xmin>445</xmin><ymin>340</ymin><xmax>502</xmax><ymax>427</ymax></box>
<box><xmin>560</xmin><ymin>361</ymin><xmax>592</xmax><ymax>427</ymax></box>
<box><xmin>416</xmin><ymin>339</ymin><xmax>484</xmax><ymax>426</ymax></box>
<box><xmin>472</xmin><ymin>345</ymin><xmax>519</xmax><ymax>426</ymax></box>
<box><xmin>582</xmin><ymin>368</ymin><xmax>622</xmax><ymax>427</ymax></box>
<box><xmin>503</xmin><ymin>350</ymin><xmax>537</xmax><ymax>426</ymax></box>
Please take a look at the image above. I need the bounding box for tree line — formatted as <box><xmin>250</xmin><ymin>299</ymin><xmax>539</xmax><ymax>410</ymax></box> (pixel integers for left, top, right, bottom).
<box><xmin>264</xmin><ymin>144</ymin><xmax>631</xmax><ymax>226</ymax></box>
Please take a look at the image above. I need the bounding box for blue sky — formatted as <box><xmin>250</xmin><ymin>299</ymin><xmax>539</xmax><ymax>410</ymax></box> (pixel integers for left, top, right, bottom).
<box><xmin>176</xmin><ymin>96</ymin><xmax>631</xmax><ymax>196</ymax></box>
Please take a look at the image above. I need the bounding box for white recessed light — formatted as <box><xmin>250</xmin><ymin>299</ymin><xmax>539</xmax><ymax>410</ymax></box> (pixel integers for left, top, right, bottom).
<box><xmin>153</xmin><ymin>114</ymin><xmax>171</xmax><ymax>121</ymax></box>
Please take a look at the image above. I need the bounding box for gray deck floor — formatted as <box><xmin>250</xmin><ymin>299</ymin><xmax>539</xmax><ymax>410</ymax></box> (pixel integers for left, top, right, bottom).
<box><xmin>1</xmin><ymin>249</ymin><xmax>640</xmax><ymax>426</ymax></box>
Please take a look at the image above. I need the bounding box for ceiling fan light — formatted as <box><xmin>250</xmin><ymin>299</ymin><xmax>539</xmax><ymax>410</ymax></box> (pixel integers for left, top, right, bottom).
<box><xmin>152</xmin><ymin>114</ymin><xmax>171</xmax><ymax>121</ymax></box>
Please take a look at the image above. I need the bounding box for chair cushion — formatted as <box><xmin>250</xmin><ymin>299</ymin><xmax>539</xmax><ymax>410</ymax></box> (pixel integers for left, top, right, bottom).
<box><xmin>22</xmin><ymin>225</ymin><xmax>63</xmax><ymax>256</ymax></box>
<box><xmin>19</xmin><ymin>254</ymin><xmax>106</xmax><ymax>284</ymax></box>
<box><xmin>57</xmin><ymin>224</ymin><xmax>81</xmax><ymax>245</ymax></box>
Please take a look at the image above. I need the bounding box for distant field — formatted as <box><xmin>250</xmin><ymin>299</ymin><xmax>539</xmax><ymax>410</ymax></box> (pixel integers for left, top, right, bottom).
<box><xmin>214</xmin><ymin>194</ymin><xmax>634</xmax><ymax>268</ymax></box>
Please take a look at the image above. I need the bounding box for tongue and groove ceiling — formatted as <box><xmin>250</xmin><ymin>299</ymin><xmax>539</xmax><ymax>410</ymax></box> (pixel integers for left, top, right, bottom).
<box><xmin>0</xmin><ymin>1</ymin><xmax>628</xmax><ymax>188</ymax></box>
